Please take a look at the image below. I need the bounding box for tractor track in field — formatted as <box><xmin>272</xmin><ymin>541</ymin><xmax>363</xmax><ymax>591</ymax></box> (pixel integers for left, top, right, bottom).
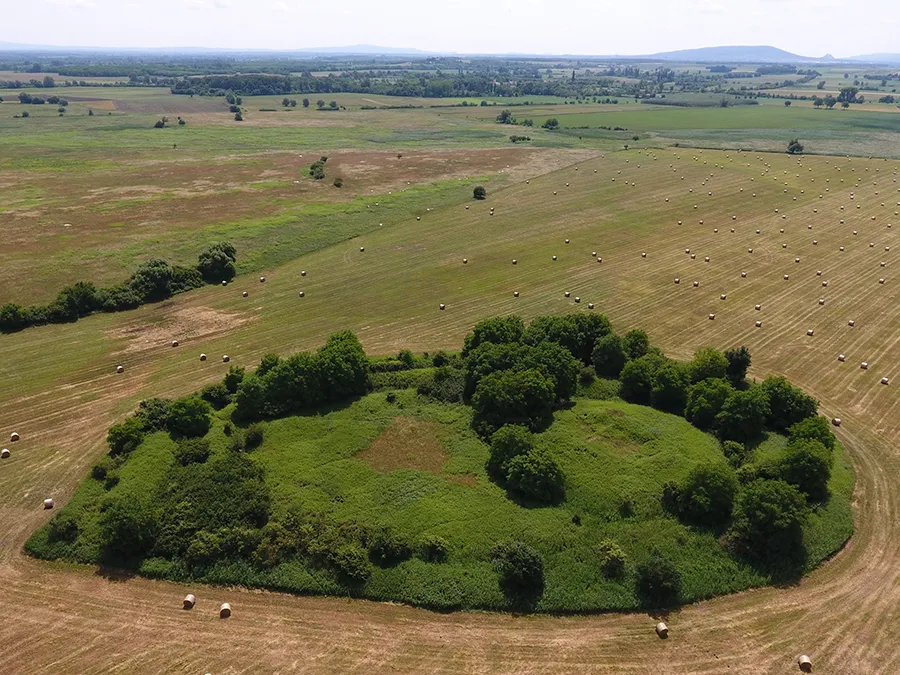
<box><xmin>1</xmin><ymin>149</ymin><xmax>899</xmax><ymax>674</ymax></box>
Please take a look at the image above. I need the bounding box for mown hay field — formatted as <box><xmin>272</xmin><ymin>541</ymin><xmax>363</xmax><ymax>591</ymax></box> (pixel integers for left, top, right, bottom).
<box><xmin>1</xmin><ymin>143</ymin><xmax>900</xmax><ymax>673</ymax></box>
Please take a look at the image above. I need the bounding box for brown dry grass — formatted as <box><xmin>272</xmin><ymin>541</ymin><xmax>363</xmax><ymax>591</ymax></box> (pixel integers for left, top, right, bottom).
<box><xmin>1</xmin><ymin>149</ymin><xmax>899</xmax><ymax>674</ymax></box>
<box><xmin>356</xmin><ymin>417</ymin><xmax>448</xmax><ymax>474</ymax></box>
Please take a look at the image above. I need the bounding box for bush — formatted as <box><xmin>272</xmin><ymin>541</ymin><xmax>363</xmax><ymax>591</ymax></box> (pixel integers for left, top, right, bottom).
<box><xmin>330</xmin><ymin>544</ymin><xmax>371</xmax><ymax>583</ymax></box>
<box><xmin>778</xmin><ymin>439</ymin><xmax>832</xmax><ymax>502</ymax></box>
<box><xmin>473</xmin><ymin>185</ymin><xmax>487</xmax><ymax>200</ymax></box>
<box><xmin>333</xmin><ymin>177</ymin><xmax>343</xmax><ymax>188</ymax></box>
<box><xmin>0</xmin><ymin>303</ymin><xmax>29</xmax><ymax>332</ymax></box>
<box><xmin>685</xmin><ymin>378</ymin><xmax>733</xmax><ymax>430</ymax></box>
<box><xmin>787</xmin><ymin>138</ymin><xmax>804</xmax><ymax>154</ymax></box>
<box><xmin>129</xmin><ymin>259</ymin><xmax>174</xmax><ymax>303</ymax></box>
<box><xmin>506</xmin><ymin>449</ymin><xmax>565</xmax><ymax>504</ymax></box>
<box><xmin>136</xmin><ymin>398</ymin><xmax>172</xmax><ymax>431</ymax></box>
<box><xmin>472</xmin><ymin>368</ymin><xmax>556</xmax><ymax>435</ymax></box>
<box><xmin>197</xmin><ymin>242</ymin><xmax>237</xmax><ymax>284</ymax></box>
<box><xmin>690</xmin><ymin>347</ymin><xmax>729</xmax><ymax>383</ymax></box>
<box><xmin>722</xmin><ymin>440</ymin><xmax>747</xmax><ymax>467</ymax></box>
<box><xmin>592</xmin><ymin>333</ymin><xmax>628</xmax><ymax>378</ymax></box>
<box><xmin>244</xmin><ymin>423</ymin><xmax>264</xmax><ymax>449</ymax></box>
<box><xmin>487</xmin><ymin>424</ymin><xmax>534</xmax><ymax>479</ymax></box>
<box><xmin>677</xmin><ymin>463</ymin><xmax>739</xmax><ymax>526</ymax></box>
<box><xmin>183</xmin><ymin>530</ymin><xmax>223</xmax><ymax>569</ymax></box>
<box><xmin>98</xmin><ymin>497</ymin><xmax>157</xmax><ymax>561</ymax></box>
<box><xmin>651</xmin><ymin>361</ymin><xmax>690</xmax><ymax>414</ymax></box>
<box><xmin>107</xmin><ymin>416</ymin><xmax>145</xmax><ymax>456</ymax></box>
<box><xmin>369</xmin><ymin>528</ymin><xmax>413</xmax><ymax>566</ymax></box>
<box><xmin>491</xmin><ymin>541</ymin><xmax>545</xmax><ymax>599</ymax></box>
<box><xmin>622</xmin><ymin>329</ymin><xmax>650</xmax><ymax>360</ymax></box>
<box><xmin>309</xmin><ymin>160</ymin><xmax>326</xmax><ymax>180</ymax></box>
<box><xmin>200</xmin><ymin>382</ymin><xmax>231</xmax><ymax>410</ymax></box>
<box><xmin>716</xmin><ymin>386</ymin><xmax>770</xmax><ymax>443</ymax></box>
<box><xmin>619</xmin><ymin>355</ymin><xmax>659</xmax><ymax>405</ymax></box>
<box><xmin>788</xmin><ymin>416</ymin><xmax>836</xmax><ymax>450</ymax></box>
<box><xmin>729</xmin><ymin>479</ymin><xmax>808</xmax><ymax>560</ymax></box>
<box><xmin>724</xmin><ymin>346</ymin><xmax>752</xmax><ymax>386</ymax></box>
<box><xmin>597</xmin><ymin>538</ymin><xmax>627</xmax><ymax>578</ymax></box>
<box><xmin>167</xmin><ymin>396</ymin><xmax>212</xmax><ymax>438</ymax></box>
<box><xmin>761</xmin><ymin>376</ymin><xmax>818</xmax><ymax>432</ymax></box>
<box><xmin>635</xmin><ymin>554</ymin><xmax>682</xmax><ymax>607</ymax></box>
<box><xmin>419</xmin><ymin>535</ymin><xmax>449</xmax><ymax>563</ymax></box>
<box><xmin>174</xmin><ymin>438</ymin><xmax>211</xmax><ymax>466</ymax></box>
<box><xmin>223</xmin><ymin>365</ymin><xmax>245</xmax><ymax>394</ymax></box>
<box><xmin>48</xmin><ymin>512</ymin><xmax>80</xmax><ymax>543</ymax></box>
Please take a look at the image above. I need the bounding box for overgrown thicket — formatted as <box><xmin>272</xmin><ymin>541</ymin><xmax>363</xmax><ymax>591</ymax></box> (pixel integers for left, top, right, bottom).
<box><xmin>27</xmin><ymin>316</ymin><xmax>844</xmax><ymax>611</ymax></box>
<box><xmin>0</xmin><ymin>242</ymin><xmax>237</xmax><ymax>333</ymax></box>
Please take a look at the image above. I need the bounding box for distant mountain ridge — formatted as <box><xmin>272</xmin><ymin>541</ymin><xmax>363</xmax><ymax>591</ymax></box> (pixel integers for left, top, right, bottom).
<box><xmin>646</xmin><ymin>45</ymin><xmax>832</xmax><ymax>63</ymax></box>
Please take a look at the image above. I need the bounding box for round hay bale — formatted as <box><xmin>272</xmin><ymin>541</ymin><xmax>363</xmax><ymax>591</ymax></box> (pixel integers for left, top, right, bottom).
<box><xmin>705</xmin><ymin>257</ymin><xmax>710</xmax><ymax>263</ymax></box>
<box><xmin>691</xmin><ymin>254</ymin><xmax>696</xmax><ymax>259</ymax></box>
<box><xmin>219</xmin><ymin>603</ymin><xmax>231</xmax><ymax>619</ymax></box>
<box><xmin>674</xmin><ymin>278</ymin><xmax>680</xmax><ymax>284</ymax></box>
<box><xmin>259</xmin><ymin>276</ymin><xmax>265</xmax><ymax>283</ymax></box>
<box><xmin>116</xmin><ymin>365</ymin><xmax>124</xmax><ymax>374</ymax></box>
<box><xmin>463</xmin><ymin>258</ymin><xmax>468</xmax><ymax>264</ymax></box>
<box><xmin>823</xmin><ymin>281</ymin><xmax>828</xmax><ymax>287</ymax></box>
<box><xmin>513</xmin><ymin>291</ymin><xmax>519</xmax><ymax>297</ymax></box>
<box><xmin>784</xmin><ymin>274</ymin><xmax>790</xmax><ymax>280</ymax></box>
<box><xmin>749</xmin><ymin>248</ymin><xmax>754</xmax><ymax>253</ymax></box>
<box><xmin>552</xmin><ymin>255</ymin><xmax>557</xmax><ymax>261</ymax></box>
<box><xmin>512</xmin><ymin>259</ymin><xmax>517</xmax><ymax>265</ymax></box>
<box><xmin>713</xmin><ymin>228</ymin><xmax>718</xmax><ymax>233</ymax></box>
<box><xmin>222</xmin><ymin>355</ymin><xmax>230</xmax><ymax>363</ymax></box>
<box><xmin>416</xmin><ymin>216</ymin><xmax>421</xmax><ymax>221</ymax></box>
<box><xmin>720</xmin><ymin>294</ymin><xmax>727</xmax><ymax>300</ymax></box>
<box><xmin>849</xmin><ymin>320</ymin><xmax>856</xmax><ymax>327</ymax></box>
<box><xmin>693</xmin><ymin>281</ymin><xmax>700</xmax><ymax>287</ymax></box>
<box><xmin>861</xmin><ymin>361</ymin><xmax>869</xmax><ymax>370</ymax></box>
<box><xmin>756</xmin><ymin>229</ymin><xmax>760</xmax><ymax>234</ymax></box>
<box><xmin>574</xmin><ymin>297</ymin><xmax>581</xmax><ymax>303</ymax></box>
<box><xmin>807</xmin><ymin>329</ymin><xmax>814</xmax><ymax>336</ymax></box>
<box><xmin>730</xmin><ymin>228</ymin><xmax>735</xmax><ymax>233</ymax></box>
<box><xmin>183</xmin><ymin>594</ymin><xmax>196</xmax><ymax>610</ymax></box>
<box><xmin>592</xmin><ymin>251</ymin><xmax>597</xmax><ymax>257</ymax></box>
<box><xmin>880</xmin><ymin>278</ymin><xmax>886</xmax><ymax>284</ymax></box>
<box><xmin>172</xmin><ymin>340</ymin><xmax>179</xmax><ymax>348</ymax></box>
<box><xmin>755</xmin><ymin>304</ymin><xmax>761</xmax><ymax>310</ymax></box>
<box><xmin>299</xmin><ymin>291</ymin><xmax>305</xmax><ymax>297</ymax></box>
<box><xmin>883</xmin><ymin>377</ymin><xmax>890</xmax><ymax>385</ymax></box>
<box><xmin>360</xmin><ymin>247</ymin><xmax>365</xmax><ymax>252</ymax></box>
<box><xmin>881</xmin><ymin>261</ymin><xmax>886</xmax><ymax>267</ymax></box>
<box><xmin>588</xmin><ymin>303</ymin><xmax>594</xmax><ymax>309</ymax></box>
<box><xmin>871</xmin><ymin>242</ymin><xmax>876</xmax><ymax>247</ymax></box>
<box><xmin>564</xmin><ymin>292</ymin><xmax>570</xmax><ymax>298</ymax></box>
<box><xmin>796</xmin><ymin>258</ymin><xmax>801</xmax><ymax>263</ymax></box>
<box><xmin>780</xmin><ymin>228</ymin><xmax>784</xmax><ymax>233</ymax></box>
<box><xmin>242</xmin><ymin>291</ymin><xmax>248</xmax><ymax>297</ymax></box>
<box><xmin>655</xmin><ymin>622</ymin><xmax>668</xmax><ymax>638</ymax></box>
<box><xmin>221</xmin><ymin>280</ymin><xmax>227</xmax><ymax>287</ymax></box>
<box><xmin>10</xmin><ymin>432</ymin><xmax>19</xmax><ymax>442</ymax></box>
<box><xmin>439</xmin><ymin>304</ymin><xmax>445</xmax><ymax>310</ymax></box>
<box><xmin>301</xmin><ymin>270</ymin><xmax>306</xmax><ymax>276</ymax></box>
<box><xmin>200</xmin><ymin>353</ymin><xmax>207</xmax><ymax>361</ymax></box>
<box><xmin>43</xmin><ymin>498</ymin><xmax>54</xmax><ymax>510</ymax></box>
<box><xmin>832</xmin><ymin>418</ymin><xmax>841</xmax><ymax>427</ymax></box>
<box><xmin>798</xmin><ymin>655</ymin><xmax>812</xmax><ymax>673</ymax></box>
<box><xmin>838</xmin><ymin>354</ymin><xmax>846</xmax><ymax>362</ymax></box>
<box><xmin>819</xmin><ymin>299</ymin><xmax>825</xmax><ymax>305</ymax></box>
<box><xmin>685</xmin><ymin>249</ymin><xmax>690</xmax><ymax>254</ymax></box>
<box><xmin>565</xmin><ymin>239</ymin><xmax>570</xmax><ymax>244</ymax></box>
<box><xmin>741</xmin><ymin>272</ymin><xmax>747</xmax><ymax>278</ymax></box>
<box><xmin>817</xmin><ymin>270</ymin><xmax>823</xmax><ymax>276</ymax></box>
<box><xmin>782</xmin><ymin>243</ymin><xmax>788</xmax><ymax>248</ymax></box>
<box><xmin>887</xmin><ymin>246</ymin><xmax>891</xmax><ymax>252</ymax></box>
<box><xmin>1</xmin><ymin>448</ymin><xmax>9</xmax><ymax>459</ymax></box>
<box><xmin>813</xmin><ymin>240</ymin><xmax>818</xmax><ymax>245</ymax></box>
<box><xmin>733</xmin><ymin>215</ymin><xmax>737</xmax><ymax>220</ymax></box>
<box><xmin>708</xmin><ymin>313</ymin><xmax>715</xmax><ymax>320</ymax></box>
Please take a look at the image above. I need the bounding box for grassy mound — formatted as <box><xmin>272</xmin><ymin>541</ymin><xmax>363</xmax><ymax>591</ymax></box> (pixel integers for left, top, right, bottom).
<box><xmin>26</xmin><ymin>386</ymin><xmax>853</xmax><ymax>612</ymax></box>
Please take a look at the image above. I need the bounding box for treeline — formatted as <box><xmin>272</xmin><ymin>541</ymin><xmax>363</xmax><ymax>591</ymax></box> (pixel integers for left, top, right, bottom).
<box><xmin>0</xmin><ymin>243</ymin><xmax>237</xmax><ymax>334</ymax></box>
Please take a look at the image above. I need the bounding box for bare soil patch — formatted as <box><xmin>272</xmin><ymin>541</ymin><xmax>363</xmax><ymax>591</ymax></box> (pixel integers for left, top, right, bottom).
<box><xmin>109</xmin><ymin>306</ymin><xmax>252</xmax><ymax>355</ymax></box>
<box><xmin>356</xmin><ymin>417</ymin><xmax>448</xmax><ymax>474</ymax></box>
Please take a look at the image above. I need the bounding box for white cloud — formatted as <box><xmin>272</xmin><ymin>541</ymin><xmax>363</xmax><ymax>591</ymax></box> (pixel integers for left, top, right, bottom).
<box><xmin>44</xmin><ymin>0</ymin><xmax>96</xmax><ymax>7</ymax></box>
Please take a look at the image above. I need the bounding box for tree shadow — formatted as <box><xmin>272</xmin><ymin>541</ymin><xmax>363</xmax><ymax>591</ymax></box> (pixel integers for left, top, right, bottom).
<box><xmin>94</xmin><ymin>564</ymin><xmax>137</xmax><ymax>582</ymax></box>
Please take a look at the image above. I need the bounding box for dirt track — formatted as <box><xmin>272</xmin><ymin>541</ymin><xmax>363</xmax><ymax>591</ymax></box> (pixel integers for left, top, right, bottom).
<box><xmin>1</xmin><ymin>149</ymin><xmax>899</xmax><ymax>674</ymax></box>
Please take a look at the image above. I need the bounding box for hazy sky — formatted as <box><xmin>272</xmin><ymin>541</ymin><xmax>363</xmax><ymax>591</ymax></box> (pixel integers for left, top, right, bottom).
<box><xmin>1</xmin><ymin>0</ymin><xmax>897</xmax><ymax>57</ymax></box>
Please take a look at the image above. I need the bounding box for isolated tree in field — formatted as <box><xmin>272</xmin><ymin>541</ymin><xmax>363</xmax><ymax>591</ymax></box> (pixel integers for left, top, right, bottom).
<box><xmin>282</xmin><ymin>97</ymin><xmax>290</xmax><ymax>107</ymax></box>
<box><xmin>824</xmin><ymin>95</ymin><xmax>836</xmax><ymax>109</ymax></box>
<box><xmin>473</xmin><ymin>185</ymin><xmax>487</xmax><ymax>200</ymax></box>
<box><xmin>496</xmin><ymin>109</ymin><xmax>515</xmax><ymax>124</ymax></box>
<box><xmin>724</xmin><ymin>346</ymin><xmax>752</xmax><ymax>386</ymax></box>
<box><xmin>316</xmin><ymin>99</ymin><xmax>325</xmax><ymax>109</ymax></box>
<box><xmin>542</xmin><ymin>118</ymin><xmax>559</xmax><ymax>130</ymax></box>
<box><xmin>729</xmin><ymin>479</ymin><xmax>808</xmax><ymax>560</ymax></box>
<box><xmin>838</xmin><ymin>86</ymin><xmax>859</xmax><ymax>103</ymax></box>
<box><xmin>302</xmin><ymin>98</ymin><xmax>309</xmax><ymax>107</ymax></box>
<box><xmin>784</xmin><ymin>100</ymin><xmax>791</xmax><ymax>107</ymax></box>
<box><xmin>635</xmin><ymin>553</ymin><xmax>681</xmax><ymax>606</ymax></box>
<box><xmin>817</xmin><ymin>80</ymin><xmax>826</xmax><ymax>89</ymax></box>
<box><xmin>506</xmin><ymin>448</ymin><xmax>564</xmax><ymax>503</ymax></box>
<box><xmin>43</xmin><ymin>75</ymin><xmax>55</xmax><ymax>88</ymax></box>
<box><xmin>197</xmin><ymin>242</ymin><xmax>237</xmax><ymax>283</ymax></box>
<box><xmin>329</xmin><ymin>101</ymin><xmax>338</xmax><ymax>109</ymax></box>
<box><xmin>813</xmin><ymin>97</ymin><xmax>824</xmax><ymax>109</ymax></box>
<box><xmin>786</xmin><ymin>138</ymin><xmax>804</xmax><ymax>154</ymax></box>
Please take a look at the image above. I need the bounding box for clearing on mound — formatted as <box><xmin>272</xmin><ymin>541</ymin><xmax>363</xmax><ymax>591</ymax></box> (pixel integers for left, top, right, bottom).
<box><xmin>356</xmin><ymin>417</ymin><xmax>448</xmax><ymax>474</ymax></box>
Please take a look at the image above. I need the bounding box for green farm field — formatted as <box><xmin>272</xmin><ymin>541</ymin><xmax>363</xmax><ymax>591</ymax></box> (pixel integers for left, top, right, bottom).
<box><xmin>2</xmin><ymin>80</ymin><xmax>900</xmax><ymax>673</ymax></box>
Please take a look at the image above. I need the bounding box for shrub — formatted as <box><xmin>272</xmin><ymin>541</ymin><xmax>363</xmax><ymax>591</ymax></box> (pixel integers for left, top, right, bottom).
<box><xmin>619</xmin><ymin>355</ymin><xmax>659</xmax><ymax>405</ymax></box>
<box><xmin>677</xmin><ymin>463</ymin><xmax>739</xmax><ymax>526</ymax></box>
<box><xmin>525</xmin><ymin>341</ymin><xmax>581</xmax><ymax>402</ymax></box>
<box><xmin>333</xmin><ymin>177</ymin><xmax>343</xmax><ymax>188</ymax></box>
<box><xmin>473</xmin><ymin>185</ymin><xmax>487</xmax><ymax>200</ymax></box>
<box><xmin>597</xmin><ymin>538</ymin><xmax>627</xmax><ymax>579</ymax></box>
<box><xmin>491</xmin><ymin>541</ymin><xmax>545</xmax><ymax>598</ymax></box>
<box><xmin>369</xmin><ymin>528</ymin><xmax>413</xmax><ymax>566</ymax></box>
<box><xmin>183</xmin><ymin>530</ymin><xmax>223</xmax><ymax>569</ymax></box>
<box><xmin>488</xmin><ymin>424</ymin><xmax>534</xmax><ymax>479</ymax></box>
<box><xmin>716</xmin><ymin>386</ymin><xmax>771</xmax><ymax>443</ymax></box>
<box><xmin>0</xmin><ymin>303</ymin><xmax>29</xmax><ymax>332</ymax></box>
<box><xmin>592</xmin><ymin>333</ymin><xmax>628</xmax><ymax>378</ymax></box>
<box><xmin>778</xmin><ymin>439</ymin><xmax>832</xmax><ymax>502</ymax></box>
<box><xmin>197</xmin><ymin>242</ymin><xmax>237</xmax><ymax>284</ymax></box>
<box><xmin>651</xmin><ymin>360</ymin><xmax>690</xmax><ymax>414</ymax></box>
<box><xmin>257</xmin><ymin>353</ymin><xmax>281</xmax><ymax>377</ymax></box>
<box><xmin>578</xmin><ymin>366</ymin><xmax>595</xmax><ymax>387</ymax></box>
<box><xmin>542</xmin><ymin>118</ymin><xmax>559</xmax><ymax>129</ymax></box>
<box><xmin>506</xmin><ymin>449</ymin><xmax>565</xmax><ymax>504</ymax></box>
<box><xmin>48</xmin><ymin>512</ymin><xmax>80</xmax><ymax>543</ymax></box>
<box><xmin>200</xmin><ymin>382</ymin><xmax>231</xmax><ymax>410</ymax></box>
<box><xmin>788</xmin><ymin>416</ymin><xmax>836</xmax><ymax>450</ymax></box>
<box><xmin>167</xmin><ymin>396</ymin><xmax>212</xmax><ymax>438</ymax></box>
<box><xmin>722</xmin><ymin>440</ymin><xmax>747</xmax><ymax>467</ymax></box>
<box><xmin>330</xmin><ymin>544</ymin><xmax>371</xmax><ymax>583</ymax></box>
<box><xmin>223</xmin><ymin>365</ymin><xmax>245</xmax><ymax>394</ymax></box>
<box><xmin>107</xmin><ymin>416</ymin><xmax>145</xmax><ymax>456</ymax></box>
<box><xmin>622</xmin><ymin>329</ymin><xmax>650</xmax><ymax>360</ymax></box>
<box><xmin>787</xmin><ymin>138</ymin><xmax>804</xmax><ymax>154</ymax></box>
<box><xmin>685</xmin><ymin>378</ymin><xmax>733</xmax><ymax>430</ymax></box>
<box><xmin>136</xmin><ymin>398</ymin><xmax>172</xmax><ymax>431</ymax></box>
<box><xmin>129</xmin><ymin>259</ymin><xmax>174</xmax><ymax>303</ymax></box>
<box><xmin>729</xmin><ymin>479</ymin><xmax>808</xmax><ymax>560</ymax></box>
<box><xmin>724</xmin><ymin>346</ymin><xmax>752</xmax><ymax>386</ymax></box>
<box><xmin>636</xmin><ymin>554</ymin><xmax>682</xmax><ymax>607</ymax></box>
<box><xmin>174</xmin><ymin>438</ymin><xmax>211</xmax><ymax>466</ymax></box>
<box><xmin>419</xmin><ymin>535</ymin><xmax>449</xmax><ymax>563</ymax></box>
<box><xmin>462</xmin><ymin>315</ymin><xmax>525</xmax><ymax>355</ymax></box>
<box><xmin>244</xmin><ymin>423</ymin><xmax>264</xmax><ymax>449</ymax></box>
<box><xmin>472</xmin><ymin>368</ymin><xmax>556</xmax><ymax>435</ymax></box>
<box><xmin>98</xmin><ymin>497</ymin><xmax>157</xmax><ymax>561</ymax></box>
<box><xmin>309</xmin><ymin>160</ymin><xmax>326</xmax><ymax>179</ymax></box>
<box><xmin>761</xmin><ymin>376</ymin><xmax>818</xmax><ymax>432</ymax></box>
<box><xmin>690</xmin><ymin>347</ymin><xmax>729</xmax><ymax>383</ymax></box>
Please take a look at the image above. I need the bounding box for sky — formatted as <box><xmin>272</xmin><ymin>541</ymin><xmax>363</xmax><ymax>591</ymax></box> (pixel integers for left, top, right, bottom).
<box><xmin>1</xmin><ymin>0</ymin><xmax>897</xmax><ymax>57</ymax></box>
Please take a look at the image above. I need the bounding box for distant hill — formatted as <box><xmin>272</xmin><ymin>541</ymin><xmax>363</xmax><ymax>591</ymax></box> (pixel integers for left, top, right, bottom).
<box><xmin>646</xmin><ymin>45</ymin><xmax>832</xmax><ymax>63</ymax></box>
<box><xmin>846</xmin><ymin>53</ymin><xmax>900</xmax><ymax>64</ymax></box>
<box><xmin>294</xmin><ymin>44</ymin><xmax>434</xmax><ymax>55</ymax></box>
<box><xmin>0</xmin><ymin>41</ymin><xmax>435</xmax><ymax>55</ymax></box>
